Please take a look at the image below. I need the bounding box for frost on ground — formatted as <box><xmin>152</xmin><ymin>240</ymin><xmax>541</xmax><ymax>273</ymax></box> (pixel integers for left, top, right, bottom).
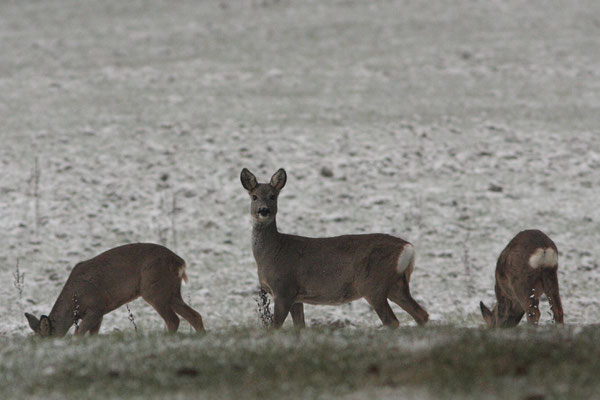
<box><xmin>1</xmin><ymin>0</ymin><xmax>600</xmax><ymax>339</ymax></box>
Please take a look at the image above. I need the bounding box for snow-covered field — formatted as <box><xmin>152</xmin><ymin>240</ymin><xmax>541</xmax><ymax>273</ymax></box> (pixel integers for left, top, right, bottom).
<box><xmin>1</xmin><ymin>0</ymin><xmax>599</xmax><ymax>338</ymax></box>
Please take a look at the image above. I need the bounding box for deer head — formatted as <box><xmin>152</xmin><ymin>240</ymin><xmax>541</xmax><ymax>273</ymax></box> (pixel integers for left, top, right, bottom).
<box><xmin>479</xmin><ymin>302</ymin><xmax>497</xmax><ymax>327</ymax></box>
<box><xmin>480</xmin><ymin>300</ymin><xmax>528</xmax><ymax>328</ymax></box>
<box><xmin>240</xmin><ymin>168</ymin><xmax>286</xmax><ymax>227</ymax></box>
<box><xmin>24</xmin><ymin>313</ymin><xmax>54</xmax><ymax>337</ymax></box>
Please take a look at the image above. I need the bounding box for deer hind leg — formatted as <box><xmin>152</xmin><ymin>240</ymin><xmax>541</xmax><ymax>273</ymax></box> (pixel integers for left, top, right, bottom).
<box><xmin>171</xmin><ymin>296</ymin><xmax>205</xmax><ymax>332</ymax></box>
<box><xmin>75</xmin><ymin>312</ymin><xmax>103</xmax><ymax>336</ymax></box>
<box><xmin>143</xmin><ymin>288</ymin><xmax>181</xmax><ymax>332</ymax></box>
<box><xmin>290</xmin><ymin>303</ymin><xmax>306</xmax><ymax>329</ymax></box>
<box><xmin>526</xmin><ymin>295</ymin><xmax>541</xmax><ymax>325</ymax></box>
<box><xmin>541</xmin><ymin>267</ymin><xmax>564</xmax><ymax>324</ymax></box>
<box><xmin>387</xmin><ymin>275</ymin><xmax>429</xmax><ymax>326</ymax></box>
<box><xmin>150</xmin><ymin>301</ymin><xmax>180</xmax><ymax>332</ymax></box>
<box><xmin>365</xmin><ymin>295</ymin><xmax>399</xmax><ymax>328</ymax></box>
<box><xmin>141</xmin><ymin>260</ymin><xmax>184</xmax><ymax>332</ymax></box>
<box><xmin>514</xmin><ymin>282</ymin><xmax>541</xmax><ymax>325</ymax></box>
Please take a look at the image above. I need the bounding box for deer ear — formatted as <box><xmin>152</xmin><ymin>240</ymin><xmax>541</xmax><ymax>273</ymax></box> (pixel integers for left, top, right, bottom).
<box><xmin>25</xmin><ymin>313</ymin><xmax>40</xmax><ymax>333</ymax></box>
<box><xmin>39</xmin><ymin>315</ymin><xmax>52</xmax><ymax>337</ymax></box>
<box><xmin>480</xmin><ymin>301</ymin><xmax>493</xmax><ymax>326</ymax></box>
<box><xmin>241</xmin><ymin>168</ymin><xmax>258</xmax><ymax>192</ymax></box>
<box><xmin>270</xmin><ymin>168</ymin><xmax>287</xmax><ymax>191</ymax></box>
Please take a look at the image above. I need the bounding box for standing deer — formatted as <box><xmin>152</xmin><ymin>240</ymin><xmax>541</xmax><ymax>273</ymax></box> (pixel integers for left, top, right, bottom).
<box><xmin>480</xmin><ymin>229</ymin><xmax>564</xmax><ymax>327</ymax></box>
<box><xmin>25</xmin><ymin>243</ymin><xmax>205</xmax><ymax>336</ymax></box>
<box><xmin>240</xmin><ymin>168</ymin><xmax>429</xmax><ymax>328</ymax></box>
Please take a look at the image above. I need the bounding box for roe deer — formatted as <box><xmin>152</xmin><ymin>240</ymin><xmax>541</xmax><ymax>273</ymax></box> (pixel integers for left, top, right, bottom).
<box><xmin>240</xmin><ymin>168</ymin><xmax>429</xmax><ymax>328</ymax></box>
<box><xmin>25</xmin><ymin>243</ymin><xmax>205</xmax><ymax>336</ymax></box>
<box><xmin>480</xmin><ymin>229</ymin><xmax>564</xmax><ymax>327</ymax></box>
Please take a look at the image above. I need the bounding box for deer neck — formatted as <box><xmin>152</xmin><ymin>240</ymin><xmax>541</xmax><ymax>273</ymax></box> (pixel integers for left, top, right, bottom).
<box><xmin>48</xmin><ymin>286</ymin><xmax>76</xmax><ymax>336</ymax></box>
<box><xmin>252</xmin><ymin>218</ymin><xmax>282</xmax><ymax>264</ymax></box>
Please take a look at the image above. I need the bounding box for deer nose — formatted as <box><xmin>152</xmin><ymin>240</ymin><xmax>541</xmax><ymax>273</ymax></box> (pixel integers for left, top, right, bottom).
<box><xmin>258</xmin><ymin>207</ymin><xmax>271</xmax><ymax>216</ymax></box>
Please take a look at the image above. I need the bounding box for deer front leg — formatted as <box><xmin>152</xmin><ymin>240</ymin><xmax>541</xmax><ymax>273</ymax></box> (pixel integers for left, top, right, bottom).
<box><xmin>290</xmin><ymin>303</ymin><xmax>306</xmax><ymax>328</ymax></box>
<box><xmin>272</xmin><ymin>295</ymin><xmax>293</xmax><ymax>329</ymax></box>
<box><xmin>541</xmin><ymin>267</ymin><xmax>564</xmax><ymax>324</ymax></box>
<box><xmin>88</xmin><ymin>317</ymin><xmax>103</xmax><ymax>335</ymax></box>
<box><xmin>75</xmin><ymin>312</ymin><xmax>103</xmax><ymax>336</ymax></box>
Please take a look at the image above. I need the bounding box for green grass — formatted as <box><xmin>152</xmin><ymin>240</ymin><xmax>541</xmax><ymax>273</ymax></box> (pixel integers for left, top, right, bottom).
<box><xmin>2</xmin><ymin>325</ymin><xmax>600</xmax><ymax>399</ymax></box>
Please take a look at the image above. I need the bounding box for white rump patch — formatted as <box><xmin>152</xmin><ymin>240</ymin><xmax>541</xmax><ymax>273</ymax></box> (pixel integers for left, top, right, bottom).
<box><xmin>528</xmin><ymin>248</ymin><xmax>558</xmax><ymax>268</ymax></box>
<box><xmin>178</xmin><ymin>263</ymin><xmax>189</xmax><ymax>284</ymax></box>
<box><xmin>397</xmin><ymin>244</ymin><xmax>415</xmax><ymax>274</ymax></box>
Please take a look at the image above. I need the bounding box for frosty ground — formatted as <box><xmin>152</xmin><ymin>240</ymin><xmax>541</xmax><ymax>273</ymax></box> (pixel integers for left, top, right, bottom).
<box><xmin>1</xmin><ymin>0</ymin><xmax>599</xmax><ymax>399</ymax></box>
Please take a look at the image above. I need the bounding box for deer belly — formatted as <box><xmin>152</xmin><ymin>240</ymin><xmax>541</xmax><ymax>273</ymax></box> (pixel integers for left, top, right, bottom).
<box><xmin>299</xmin><ymin>283</ymin><xmax>359</xmax><ymax>305</ymax></box>
<box><xmin>102</xmin><ymin>293</ymin><xmax>139</xmax><ymax>313</ymax></box>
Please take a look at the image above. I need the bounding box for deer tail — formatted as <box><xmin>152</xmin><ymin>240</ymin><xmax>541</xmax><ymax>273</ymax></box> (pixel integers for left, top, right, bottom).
<box><xmin>397</xmin><ymin>243</ymin><xmax>415</xmax><ymax>278</ymax></box>
<box><xmin>178</xmin><ymin>262</ymin><xmax>189</xmax><ymax>284</ymax></box>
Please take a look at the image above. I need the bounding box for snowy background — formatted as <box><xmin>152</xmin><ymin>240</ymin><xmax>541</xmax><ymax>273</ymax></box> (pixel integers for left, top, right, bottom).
<box><xmin>1</xmin><ymin>0</ymin><xmax>599</xmax><ymax>336</ymax></box>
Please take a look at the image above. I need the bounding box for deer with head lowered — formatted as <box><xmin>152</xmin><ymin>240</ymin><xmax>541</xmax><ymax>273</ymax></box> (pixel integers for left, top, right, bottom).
<box><xmin>480</xmin><ymin>229</ymin><xmax>564</xmax><ymax>327</ymax></box>
<box><xmin>241</xmin><ymin>168</ymin><xmax>429</xmax><ymax>328</ymax></box>
<box><xmin>25</xmin><ymin>243</ymin><xmax>205</xmax><ymax>336</ymax></box>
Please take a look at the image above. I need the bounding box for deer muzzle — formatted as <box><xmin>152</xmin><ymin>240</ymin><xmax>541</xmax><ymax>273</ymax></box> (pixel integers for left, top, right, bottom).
<box><xmin>258</xmin><ymin>207</ymin><xmax>271</xmax><ymax>217</ymax></box>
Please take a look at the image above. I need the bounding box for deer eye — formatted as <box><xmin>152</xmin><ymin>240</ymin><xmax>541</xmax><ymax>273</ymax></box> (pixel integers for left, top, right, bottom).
<box><xmin>252</xmin><ymin>195</ymin><xmax>258</xmax><ymax>201</ymax></box>
<box><xmin>270</xmin><ymin>195</ymin><xmax>276</xmax><ymax>200</ymax></box>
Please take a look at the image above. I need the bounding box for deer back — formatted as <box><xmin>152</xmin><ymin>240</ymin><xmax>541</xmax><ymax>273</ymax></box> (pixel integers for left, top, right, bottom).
<box><xmin>56</xmin><ymin>243</ymin><xmax>185</xmax><ymax>316</ymax></box>
<box><xmin>497</xmin><ymin>229</ymin><xmax>558</xmax><ymax>275</ymax></box>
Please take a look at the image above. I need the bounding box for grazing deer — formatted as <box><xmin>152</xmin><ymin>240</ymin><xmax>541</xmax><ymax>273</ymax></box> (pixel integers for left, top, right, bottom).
<box><xmin>480</xmin><ymin>229</ymin><xmax>564</xmax><ymax>327</ymax></box>
<box><xmin>240</xmin><ymin>168</ymin><xmax>429</xmax><ymax>328</ymax></box>
<box><xmin>25</xmin><ymin>243</ymin><xmax>205</xmax><ymax>336</ymax></box>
